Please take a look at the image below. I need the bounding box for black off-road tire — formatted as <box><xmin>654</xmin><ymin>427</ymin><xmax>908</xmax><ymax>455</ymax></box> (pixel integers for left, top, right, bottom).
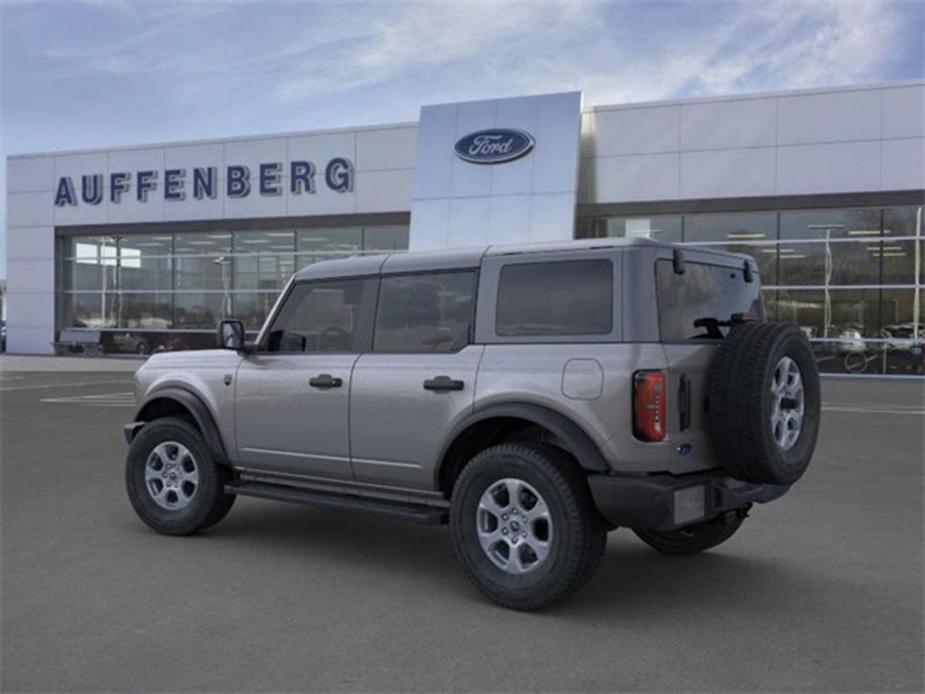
<box><xmin>633</xmin><ymin>508</ymin><xmax>747</xmax><ymax>556</ymax></box>
<box><xmin>708</xmin><ymin>321</ymin><xmax>821</xmax><ymax>485</ymax></box>
<box><xmin>125</xmin><ymin>417</ymin><xmax>235</xmax><ymax>536</ymax></box>
<box><xmin>450</xmin><ymin>444</ymin><xmax>606</xmax><ymax>611</ymax></box>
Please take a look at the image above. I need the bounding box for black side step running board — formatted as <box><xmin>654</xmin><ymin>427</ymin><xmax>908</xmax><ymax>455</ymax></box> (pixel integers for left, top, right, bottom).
<box><xmin>224</xmin><ymin>481</ymin><xmax>449</xmax><ymax>525</ymax></box>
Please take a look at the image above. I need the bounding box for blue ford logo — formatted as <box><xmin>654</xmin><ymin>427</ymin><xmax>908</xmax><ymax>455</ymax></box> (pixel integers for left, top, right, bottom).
<box><xmin>454</xmin><ymin>128</ymin><xmax>535</xmax><ymax>164</ymax></box>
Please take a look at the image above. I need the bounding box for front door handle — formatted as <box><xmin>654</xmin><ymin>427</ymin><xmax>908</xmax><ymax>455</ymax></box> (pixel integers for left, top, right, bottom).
<box><xmin>309</xmin><ymin>374</ymin><xmax>343</xmax><ymax>389</ymax></box>
<box><xmin>423</xmin><ymin>375</ymin><xmax>464</xmax><ymax>392</ymax></box>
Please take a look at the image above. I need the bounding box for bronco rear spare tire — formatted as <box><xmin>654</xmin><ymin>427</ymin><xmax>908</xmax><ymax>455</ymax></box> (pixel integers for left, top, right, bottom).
<box><xmin>707</xmin><ymin>322</ymin><xmax>820</xmax><ymax>485</ymax></box>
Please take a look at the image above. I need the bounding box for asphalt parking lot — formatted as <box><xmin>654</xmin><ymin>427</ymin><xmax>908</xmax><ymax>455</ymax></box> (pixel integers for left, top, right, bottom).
<box><xmin>1</xmin><ymin>370</ymin><xmax>923</xmax><ymax>692</ymax></box>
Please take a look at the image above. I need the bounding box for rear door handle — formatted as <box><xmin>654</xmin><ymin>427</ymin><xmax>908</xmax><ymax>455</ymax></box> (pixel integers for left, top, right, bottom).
<box><xmin>423</xmin><ymin>376</ymin><xmax>464</xmax><ymax>392</ymax></box>
<box><xmin>309</xmin><ymin>374</ymin><xmax>343</xmax><ymax>389</ymax></box>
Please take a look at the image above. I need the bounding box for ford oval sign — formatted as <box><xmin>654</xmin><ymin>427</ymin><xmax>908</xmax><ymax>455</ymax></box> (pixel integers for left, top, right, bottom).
<box><xmin>454</xmin><ymin>128</ymin><xmax>535</xmax><ymax>164</ymax></box>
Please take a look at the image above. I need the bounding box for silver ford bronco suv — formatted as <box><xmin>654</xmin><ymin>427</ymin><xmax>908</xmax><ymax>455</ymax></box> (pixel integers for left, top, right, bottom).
<box><xmin>125</xmin><ymin>238</ymin><xmax>820</xmax><ymax>610</ymax></box>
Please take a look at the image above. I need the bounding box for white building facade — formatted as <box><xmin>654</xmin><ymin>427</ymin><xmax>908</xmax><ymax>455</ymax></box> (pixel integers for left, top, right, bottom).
<box><xmin>5</xmin><ymin>82</ymin><xmax>924</xmax><ymax>374</ymax></box>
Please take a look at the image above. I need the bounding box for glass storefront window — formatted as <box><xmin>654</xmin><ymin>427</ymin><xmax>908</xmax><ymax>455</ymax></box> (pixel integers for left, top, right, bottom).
<box><xmin>684</xmin><ymin>212</ymin><xmax>777</xmax><ymax>243</ymax></box>
<box><xmin>297</xmin><ymin>227</ymin><xmax>362</xmax><ymax>255</ymax></box>
<box><xmin>234</xmin><ymin>254</ymin><xmax>295</xmax><ymax>291</ymax></box>
<box><xmin>175</xmin><ymin>255</ymin><xmax>232</xmax><ymax>291</ymax></box>
<box><xmin>883</xmin><ymin>206</ymin><xmax>922</xmax><ymax>238</ymax></box>
<box><xmin>174</xmin><ymin>232</ymin><xmax>232</xmax><ymax>255</ymax></box>
<box><xmin>60</xmin><ymin>259</ymin><xmax>117</xmax><ymax>292</ymax></box>
<box><xmin>878</xmin><ymin>240</ymin><xmax>920</xmax><ymax>285</ymax></box>
<box><xmin>619</xmin><ymin>215</ymin><xmax>681</xmax><ymax>242</ymax></box>
<box><xmin>576</xmin><ymin>215</ymin><xmax>682</xmax><ymax>243</ymax></box>
<box><xmin>118</xmin><ymin>234</ymin><xmax>173</xmax><ymax>291</ymax></box>
<box><xmin>776</xmin><ymin>288</ymin><xmax>881</xmax><ymax>339</ymax></box>
<box><xmin>231</xmin><ymin>231</ymin><xmax>295</xmax><ymax>290</ymax></box>
<box><xmin>762</xmin><ymin>290</ymin><xmax>779</xmax><ymax>322</ymax></box>
<box><xmin>574</xmin><ymin>217</ymin><xmax>602</xmax><ymax>239</ymax></box>
<box><xmin>63</xmin><ymin>293</ymin><xmax>118</xmax><ymax>329</ymax></box>
<box><xmin>777</xmin><ymin>241</ymin><xmax>881</xmax><ymax>286</ymax></box>
<box><xmin>574</xmin><ymin>206</ymin><xmax>920</xmax><ymax>376</ymax></box>
<box><xmin>780</xmin><ymin>208</ymin><xmax>882</xmax><ymax>240</ymax></box>
<box><xmin>233</xmin><ymin>230</ymin><xmax>295</xmax><ymax>254</ymax></box>
<box><xmin>882</xmin><ymin>206</ymin><xmax>923</xmax><ymax>285</ymax></box>
<box><xmin>234</xmin><ymin>292</ymin><xmax>282</xmax><ymax>331</ymax></box>
<box><xmin>295</xmin><ymin>227</ymin><xmax>362</xmax><ymax>269</ymax></box>
<box><xmin>174</xmin><ymin>232</ymin><xmax>233</xmax><ymax>291</ymax></box>
<box><xmin>60</xmin><ymin>235</ymin><xmax>118</xmax><ymax>292</ymax></box>
<box><xmin>173</xmin><ymin>292</ymin><xmax>230</xmax><ymax>329</ymax></box>
<box><xmin>824</xmin><ymin>289</ymin><xmax>882</xmax><ymax>339</ymax></box>
<box><xmin>119</xmin><ymin>293</ymin><xmax>172</xmax><ymax>329</ymax></box>
<box><xmin>363</xmin><ymin>225</ymin><xmax>409</xmax><ymax>252</ymax></box>
<box><xmin>700</xmin><ymin>244</ymin><xmax>777</xmax><ymax>285</ymax></box>
<box><xmin>119</xmin><ymin>234</ymin><xmax>173</xmax><ymax>256</ymax></box>
<box><xmin>56</xmin><ymin>224</ymin><xmax>409</xmax><ymax>351</ymax></box>
<box><xmin>63</xmin><ymin>235</ymin><xmax>119</xmax><ymax>261</ymax></box>
<box><xmin>880</xmin><ymin>289</ymin><xmax>921</xmax><ymax>337</ymax></box>
<box><xmin>119</xmin><ymin>257</ymin><xmax>172</xmax><ymax>291</ymax></box>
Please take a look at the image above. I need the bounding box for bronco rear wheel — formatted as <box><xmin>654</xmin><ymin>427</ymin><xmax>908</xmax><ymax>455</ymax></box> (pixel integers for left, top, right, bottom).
<box><xmin>450</xmin><ymin>443</ymin><xmax>606</xmax><ymax>611</ymax></box>
<box><xmin>708</xmin><ymin>322</ymin><xmax>821</xmax><ymax>485</ymax></box>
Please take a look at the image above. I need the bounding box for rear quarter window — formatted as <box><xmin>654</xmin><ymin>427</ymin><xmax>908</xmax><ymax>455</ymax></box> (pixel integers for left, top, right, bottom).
<box><xmin>656</xmin><ymin>259</ymin><xmax>764</xmax><ymax>341</ymax></box>
<box><xmin>496</xmin><ymin>259</ymin><xmax>613</xmax><ymax>337</ymax></box>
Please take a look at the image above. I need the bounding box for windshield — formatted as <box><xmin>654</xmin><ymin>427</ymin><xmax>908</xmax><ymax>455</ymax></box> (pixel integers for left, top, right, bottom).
<box><xmin>656</xmin><ymin>259</ymin><xmax>763</xmax><ymax>341</ymax></box>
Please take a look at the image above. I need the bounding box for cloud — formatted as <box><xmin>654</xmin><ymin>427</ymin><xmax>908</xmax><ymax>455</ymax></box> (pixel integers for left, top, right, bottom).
<box><xmin>1</xmin><ymin>0</ymin><xmax>921</xmax><ymax>155</ymax></box>
<box><xmin>273</xmin><ymin>2</ymin><xmax>599</xmax><ymax>102</ymax></box>
<box><xmin>1</xmin><ymin>0</ymin><xmax>920</xmax><ymax>272</ymax></box>
<box><xmin>515</xmin><ymin>0</ymin><xmax>913</xmax><ymax>105</ymax></box>
<box><xmin>265</xmin><ymin>0</ymin><xmax>919</xmax><ymax>108</ymax></box>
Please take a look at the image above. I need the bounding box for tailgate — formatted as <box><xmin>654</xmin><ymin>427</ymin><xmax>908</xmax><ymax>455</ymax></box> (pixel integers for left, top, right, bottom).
<box><xmin>661</xmin><ymin>343</ymin><xmax>721</xmax><ymax>475</ymax></box>
<box><xmin>654</xmin><ymin>250</ymin><xmax>764</xmax><ymax>475</ymax></box>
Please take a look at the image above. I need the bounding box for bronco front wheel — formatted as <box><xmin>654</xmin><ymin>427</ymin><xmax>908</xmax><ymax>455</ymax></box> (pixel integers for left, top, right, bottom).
<box><xmin>125</xmin><ymin>417</ymin><xmax>235</xmax><ymax>536</ymax></box>
<box><xmin>450</xmin><ymin>444</ymin><xmax>606</xmax><ymax>611</ymax></box>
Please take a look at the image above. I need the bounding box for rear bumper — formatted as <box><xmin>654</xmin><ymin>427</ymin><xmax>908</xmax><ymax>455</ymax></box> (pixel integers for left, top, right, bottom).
<box><xmin>587</xmin><ymin>469</ymin><xmax>789</xmax><ymax>532</ymax></box>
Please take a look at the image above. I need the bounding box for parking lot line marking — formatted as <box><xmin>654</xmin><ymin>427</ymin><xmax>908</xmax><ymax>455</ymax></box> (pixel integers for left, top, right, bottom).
<box><xmin>0</xmin><ymin>380</ymin><xmax>132</xmax><ymax>392</ymax></box>
<box><xmin>822</xmin><ymin>405</ymin><xmax>925</xmax><ymax>416</ymax></box>
<box><xmin>40</xmin><ymin>391</ymin><xmax>135</xmax><ymax>406</ymax></box>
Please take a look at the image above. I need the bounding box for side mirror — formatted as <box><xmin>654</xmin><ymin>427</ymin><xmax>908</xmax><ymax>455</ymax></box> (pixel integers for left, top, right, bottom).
<box><xmin>217</xmin><ymin>319</ymin><xmax>246</xmax><ymax>351</ymax></box>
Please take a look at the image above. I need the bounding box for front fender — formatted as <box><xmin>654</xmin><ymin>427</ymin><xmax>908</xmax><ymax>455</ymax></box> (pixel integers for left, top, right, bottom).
<box><xmin>129</xmin><ymin>386</ymin><xmax>230</xmax><ymax>465</ymax></box>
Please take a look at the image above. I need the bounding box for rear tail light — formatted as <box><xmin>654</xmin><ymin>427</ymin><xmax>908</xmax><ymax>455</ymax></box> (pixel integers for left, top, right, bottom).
<box><xmin>633</xmin><ymin>370</ymin><xmax>667</xmax><ymax>442</ymax></box>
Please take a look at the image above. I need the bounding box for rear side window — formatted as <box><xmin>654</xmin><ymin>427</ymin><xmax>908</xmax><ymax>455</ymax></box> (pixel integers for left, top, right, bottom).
<box><xmin>496</xmin><ymin>260</ymin><xmax>613</xmax><ymax>337</ymax></box>
<box><xmin>374</xmin><ymin>272</ymin><xmax>476</xmax><ymax>353</ymax></box>
<box><xmin>656</xmin><ymin>260</ymin><xmax>764</xmax><ymax>341</ymax></box>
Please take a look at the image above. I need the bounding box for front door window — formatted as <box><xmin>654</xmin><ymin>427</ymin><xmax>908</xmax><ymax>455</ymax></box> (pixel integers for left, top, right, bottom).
<box><xmin>266</xmin><ymin>279</ymin><xmax>375</xmax><ymax>353</ymax></box>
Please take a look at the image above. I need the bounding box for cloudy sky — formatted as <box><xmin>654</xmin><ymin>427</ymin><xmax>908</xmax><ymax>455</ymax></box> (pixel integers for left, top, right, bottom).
<box><xmin>1</xmin><ymin>0</ymin><xmax>923</xmax><ymax>275</ymax></box>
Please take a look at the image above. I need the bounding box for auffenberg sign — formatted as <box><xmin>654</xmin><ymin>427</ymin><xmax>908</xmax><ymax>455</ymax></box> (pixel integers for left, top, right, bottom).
<box><xmin>53</xmin><ymin>157</ymin><xmax>354</xmax><ymax>207</ymax></box>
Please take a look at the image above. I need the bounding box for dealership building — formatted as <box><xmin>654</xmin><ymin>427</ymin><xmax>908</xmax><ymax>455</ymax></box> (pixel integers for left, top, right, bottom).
<box><xmin>5</xmin><ymin>81</ymin><xmax>923</xmax><ymax>374</ymax></box>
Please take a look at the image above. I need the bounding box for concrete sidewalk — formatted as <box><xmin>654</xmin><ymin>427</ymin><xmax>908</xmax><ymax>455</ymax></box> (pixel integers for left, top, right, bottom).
<box><xmin>0</xmin><ymin>355</ymin><xmax>143</xmax><ymax>372</ymax></box>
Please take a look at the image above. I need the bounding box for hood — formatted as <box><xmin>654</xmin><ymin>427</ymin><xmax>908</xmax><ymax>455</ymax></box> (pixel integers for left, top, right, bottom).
<box><xmin>140</xmin><ymin>349</ymin><xmax>243</xmax><ymax>370</ymax></box>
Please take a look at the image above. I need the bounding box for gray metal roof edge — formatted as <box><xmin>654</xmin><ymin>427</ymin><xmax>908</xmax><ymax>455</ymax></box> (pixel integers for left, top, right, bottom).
<box><xmin>288</xmin><ymin>236</ymin><xmax>755</xmax><ymax>280</ymax></box>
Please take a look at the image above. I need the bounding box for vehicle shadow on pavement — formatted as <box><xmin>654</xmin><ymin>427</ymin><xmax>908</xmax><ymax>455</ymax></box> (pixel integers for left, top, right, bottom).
<box><xmin>144</xmin><ymin>498</ymin><xmax>803</xmax><ymax>617</ymax></box>
<box><xmin>562</xmin><ymin>542</ymin><xmax>794</xmax><ymax>619</ymax></box>
<box><xmin>174</xmin><ymin>499</ymin><xmax>460</xmax><ymax>574</ymax></box>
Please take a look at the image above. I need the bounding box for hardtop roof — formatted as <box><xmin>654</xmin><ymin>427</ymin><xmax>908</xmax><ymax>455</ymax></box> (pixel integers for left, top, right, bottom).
<box><xmin>292</xmin><ymin>236</ymin><xmax>752</xmax><ymax>281</ymax></box>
